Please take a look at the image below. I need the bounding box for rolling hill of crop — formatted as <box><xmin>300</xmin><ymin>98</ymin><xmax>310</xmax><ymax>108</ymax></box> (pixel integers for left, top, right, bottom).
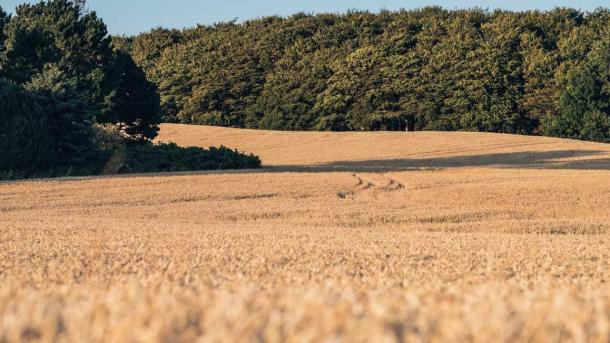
<box><xmin>2</xmin><ymin>125</ymin><xmax>610</xmax><ymax>341</ymax></box>
<box><xmin>158</xmin><ymin>123</ymin><xmax>610</xmax><ymax>170</ymax></box>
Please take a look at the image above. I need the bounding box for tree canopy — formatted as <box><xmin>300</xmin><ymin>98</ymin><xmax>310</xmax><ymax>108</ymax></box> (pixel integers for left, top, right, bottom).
<box><xmin>123</xmin><ymin>7</ymin><xmax>610</xmax><ymax>142</ymax></box>
<box><xmin>0</xmin><ymin>0</ymin><xmax>161</xmax><ymax>177</ymax></box>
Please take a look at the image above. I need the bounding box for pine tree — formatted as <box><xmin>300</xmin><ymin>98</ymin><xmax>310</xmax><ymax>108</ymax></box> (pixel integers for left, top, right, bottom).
<box><xmin>0</xmin><ymin>78</ymin><xmax>56</xmax><ymax>178</ymax></box>
<box><xmin>1</xmin><ymin>0</ymin><xmax>160</xmax><ymax>140</ymax></box>
<box><xmin>101</xmin><ymin>50</ymin><xmax>161</xmax><ymax>140</ymax></box>
<box><xmin>0</xmin><ymin>6</ymin><xmax>9</xmax><ymax>56</ymax></box>
<box><xmin>1</xmin><ymin>0</ymin><xmax>164</xmax><ymax>178</ymax></box>
<box><xmin>25</xmin><ymin>64</ymin><xmax>100</xmax><ymax>172</ymax></box>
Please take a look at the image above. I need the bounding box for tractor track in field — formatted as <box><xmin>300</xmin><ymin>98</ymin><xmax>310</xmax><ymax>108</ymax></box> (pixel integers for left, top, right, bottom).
<box><xmin>337</xmin><ymin>173</ymin><xmax>405</xmax><ymax>199</ymax></box>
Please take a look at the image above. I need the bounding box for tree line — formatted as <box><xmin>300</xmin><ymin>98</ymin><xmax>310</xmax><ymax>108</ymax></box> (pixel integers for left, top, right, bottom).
<box><xmin>118</xmin><ymin>7</ymin><xmax>610</xmax><ymax>142</ymax></box>
<box><xmin>0</xmin><ymin>0</ymin><xmax>259</xmax><ymax>179</ymax></box>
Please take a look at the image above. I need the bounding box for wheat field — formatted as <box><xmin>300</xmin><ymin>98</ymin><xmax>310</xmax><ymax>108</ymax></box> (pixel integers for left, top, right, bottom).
<box><xmin>2</xmin><ymin>124</ymin><xmax>610</xmax><ymax>342</ymax></box>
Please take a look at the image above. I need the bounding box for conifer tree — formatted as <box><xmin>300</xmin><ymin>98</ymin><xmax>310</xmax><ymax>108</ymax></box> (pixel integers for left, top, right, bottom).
<box><xmin>0</xmin><ymin>7</ymin><xmax>9</xmax><ymax>55</ymax></box>
<box><xmin>0</xmin><ymin>78</ymin><xmax>55</xmax><ymax>177</ymax></box>
<box><xmin>0</xmin><ymin>0</ymin><xmax>160</xmax><ymax>141</ymax></box>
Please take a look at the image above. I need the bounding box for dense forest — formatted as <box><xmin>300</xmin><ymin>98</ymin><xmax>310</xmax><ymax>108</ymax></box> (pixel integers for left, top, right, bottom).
<box><xmin>116</xmin><ymin>7</ymin><xmax>610</xmax><ymax>142</ymax></box>
<box><xmin>2</xmin><ymin>2</ymin><xmax>610</xmax><ymax>178</ymax></box>
<box><xmin>0</xmin><ymin>0</ymin><xmax>259</xmax><ymax>179</ymax></box>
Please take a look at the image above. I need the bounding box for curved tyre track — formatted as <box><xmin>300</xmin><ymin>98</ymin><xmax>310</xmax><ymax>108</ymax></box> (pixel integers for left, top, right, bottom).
<box><xmin>337</xmin><ymin>173</ymin><xmax>405</xmax><ymax>199</ymax></box>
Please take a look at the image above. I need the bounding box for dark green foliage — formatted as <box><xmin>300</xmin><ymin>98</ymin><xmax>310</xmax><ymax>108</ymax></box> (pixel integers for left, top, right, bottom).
<box><xmin>2</xmin><ymin>0</ymin><xmax>110</xmax><ymax>94</ymax></box>
<box><xmin>547</xmin><ymin>57</ymin><xmax>610</xmax><ymax>142</ymax></box>
<box><xmin>120</xmin><ymin>142</ymin><xmax>261</xmax><ymax>174</ymax></box>
<box><xmin>0</xmin><ymin>6</ymin><xmax>9</xmax><ymax>55</ymax></box>
<box><xmin>25</xmin><ymin>65</ymin><xmax>102</xmax><ymax>173</ymax></box>
<box><xmin>541</xmin><ymin>19</ymin><xmax>610</xmax><ymax>142</ymax></box>
<box><xmin>0</xmin><ymin>73</ymin><xmax>107</xmax><ymax>179</ymax></box>
<box><xmin>1</xmin><ymin>0</ymin><xmax>160</xmax><ymax>140</ymax></box>
<box><xmin>255</xmin><ymin>45</ymin><xmax>338</xmax><ymax>130</ymax></box>
<box><xmin>0</xmin><ymin>0</ymin><xmax>179</xmax><ymax>179</ymax></box>
<box><xmin>128</xmin><ymin>28</ymin><xmax>182</xmax><ymax>73</ymax></box>
<box><xmin>131</xmin><ymin>7</ymin><xmax>610</xmax><ymax>142</ymax></box>
<box><xmin>101</xmin><ymin>50</ymin><xmax>161</xmax><ymax>140</ymax></box>
<box><xmin>0</xmin><ymin>78</ymin><xmax>55</xmax><ymax>178</ymax></box>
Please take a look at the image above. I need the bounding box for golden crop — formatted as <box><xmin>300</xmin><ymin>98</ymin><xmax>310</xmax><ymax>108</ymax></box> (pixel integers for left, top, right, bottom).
<box><xmin>2</xmin><ymin>124</ymin><xmax>610</xmax><ymax>342</ymax></box>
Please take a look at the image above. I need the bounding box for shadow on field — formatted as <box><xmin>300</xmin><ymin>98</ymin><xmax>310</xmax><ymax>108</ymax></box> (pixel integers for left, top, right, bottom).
<box><xmin>7</xmin><ymin>149</ymin><xmax>608</xmax><ymax>183</ymax></box>
<box><xmin>267</xmin><ymin>149</ymin><xmax>610</xmax><ymax>173</ymax></box>
<box><xmin>77</xmin><ymin>148</ymin><xmax>610</xmax><ymax>176</ymax></box>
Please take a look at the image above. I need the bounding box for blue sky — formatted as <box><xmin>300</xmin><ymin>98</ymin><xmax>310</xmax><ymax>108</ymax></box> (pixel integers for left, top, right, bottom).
<box><xmin>2</xmin><ymin>1</ymin><xmax>608</xmax><ymax>35</ymax></box>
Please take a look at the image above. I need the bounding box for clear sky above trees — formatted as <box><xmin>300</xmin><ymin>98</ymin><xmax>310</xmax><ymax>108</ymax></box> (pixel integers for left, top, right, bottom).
<box><xmin>2</xmin><ymin>0</ymin><xmax>609</xmax><ymax>35</ymax></box>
